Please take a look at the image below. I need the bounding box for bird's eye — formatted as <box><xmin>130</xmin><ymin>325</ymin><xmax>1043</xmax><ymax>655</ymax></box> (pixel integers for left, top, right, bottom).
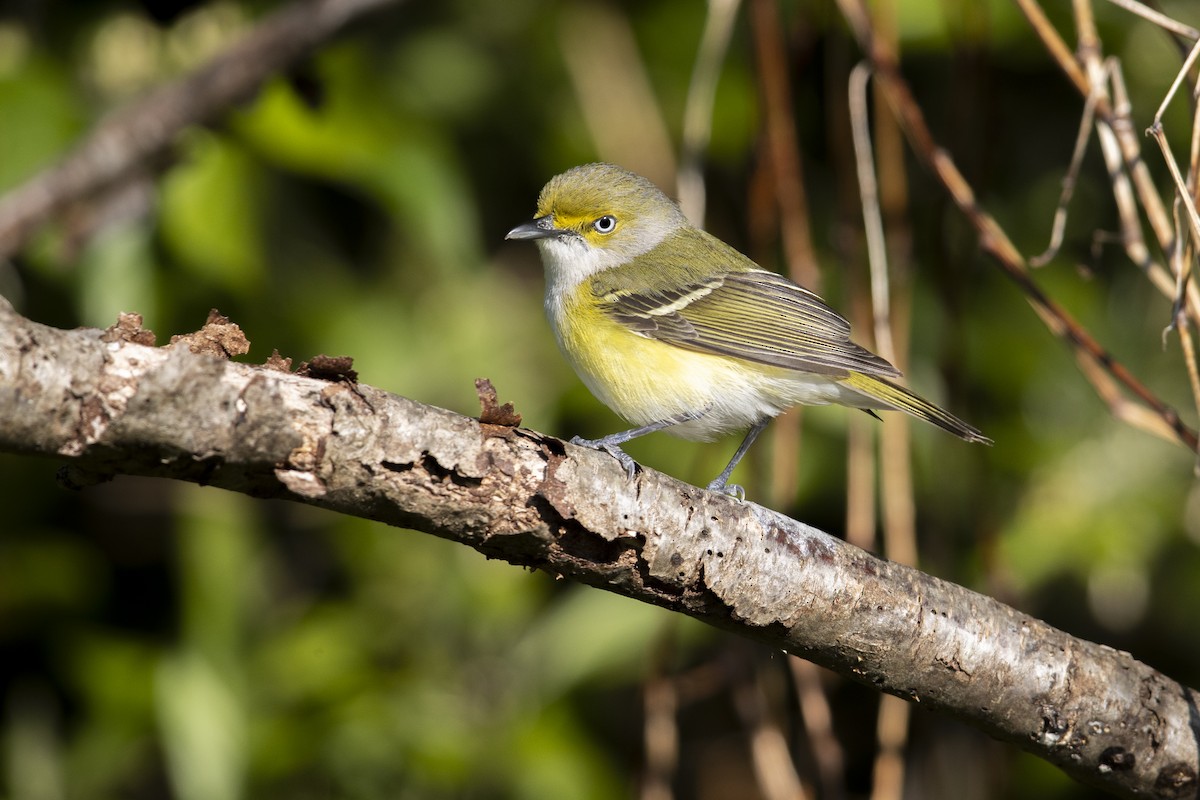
<box><xmin>593</xmin><ymin>215</ymin><xmax>617</xmax><ymax>234</ymax></box>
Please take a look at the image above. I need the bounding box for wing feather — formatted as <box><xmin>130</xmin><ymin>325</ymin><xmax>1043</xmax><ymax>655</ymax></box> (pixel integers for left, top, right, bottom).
<box><xmin>598</xmin><ymin>268</ymin><xmax>900</xmax><ymax>378</ymax></box>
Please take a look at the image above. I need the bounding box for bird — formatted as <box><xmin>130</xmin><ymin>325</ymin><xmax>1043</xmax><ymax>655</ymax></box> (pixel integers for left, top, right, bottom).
<box><xmin>507</xmin><ymin>162</ymin><xmax>990</xmax><ymax>496</ymax></box>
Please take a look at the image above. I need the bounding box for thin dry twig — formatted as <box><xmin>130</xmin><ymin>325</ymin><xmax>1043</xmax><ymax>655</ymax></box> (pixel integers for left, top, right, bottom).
<box><xmin>849</xmin><ymin>11</ymin><xmax>920</xmax><ymax>794</ymax></box>
<box><xmin>1104</xmin><ymin>0</ymin><xmax>1199</xmax><ymax>41</ymax></box>
<box><xmin>1017</xmin><ymin>0</ymin><xmax>1197</xmax><ymax>315</ymax></box>
<box><xmin>1147</xmin><ymin>122</ymin><xmax>1200</xmax><ymax>277</ymax></box>
<box><xmin>1148</xmin><ymin>4</ymin><xmax>1200</xmax><ymax>252</ymax></box>
<box><xmin>842</xmin><ymin>59</ymin><xmax>878</xmax><ymax>557</ymax></box>
<box><xmin>1075</xmin><ymin>3</ymin><xmax>1200</xmax><ymax>320</ymax></box>
<box><xmin>1087</xmin><ymin>1</ymin><xmax>1200</xmax><ymax>445</ymax></box>
<box><xmin>1071</xmin><ymin>0</ymin><xmax>1176</xmax><ymax>251</ymax></box>
<box><xmin>838</xmin><ymin>0</ymin><xmax>1200</xmax><ymax>453</ymax></box>
<box><xmin>1016</xmin><ymin>0</ymin><xmax>1089</xmax><ymax>94</ymax></box>
<box><xmin>749</xmin><ymin>0</ymin><xmax>820</xmax><ymax>289</ymax></box>
<box><xmin>1176</xmin><ymin>92</ymin><xmax>1200</xmax><ymax>437</ymax></box>
<box><xmin>849</xmin><ymin>62</ymin><xmax>896</xmax><ymax>363</ymax></box>
<box><xmin>1030</xmin><ymin>70</ymin><xmax>1101</xmax><ymax>267</ymax></box>
<box><xmin>847</xmin><ymin>59</ymin><xmax>918</xmax><ymax>573</ymax></box>
<box><xmin>1137</xmin><ymin>0</ymin><xmax>1200</xmax><ymax>365</ymax></box>
<box><xmin>1088</xmin><ymin>57</ymin><xmax>1181</xmax><ymax>295</ymax></box>
<box><xmin>1177</xmin><ymin>320</ymin><xmax>1200</xmax><ymax>474</ymax></box>
<box><xmin>1153</xmin><ymin>36</ymin><xmax>1200</xmax><ymax>126</ymax></box>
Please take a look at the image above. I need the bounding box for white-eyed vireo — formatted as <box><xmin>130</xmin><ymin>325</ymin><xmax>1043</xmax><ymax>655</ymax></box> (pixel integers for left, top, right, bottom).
<box><xmin>507</xmin><ymin>163</ymin><xmax>990</xmax><ymax>496</ymax></box>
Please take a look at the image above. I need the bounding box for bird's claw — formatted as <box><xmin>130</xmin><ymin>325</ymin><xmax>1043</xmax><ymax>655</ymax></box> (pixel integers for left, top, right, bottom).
<box><xmin>706</xmin><ymin>480</ymin><xmax>746</xmax><ymax>501</ymax></box>
<box><xmin>570</xmin><ymin>435</ymin><xmax>640</xmax><ymax>480</ymax></box>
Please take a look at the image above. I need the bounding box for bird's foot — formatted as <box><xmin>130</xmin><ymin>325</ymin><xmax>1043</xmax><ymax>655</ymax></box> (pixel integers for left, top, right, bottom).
<box><xmin>705</xmin><ymin>478</ymin><xmax>746</xmax><ymax>501</ymax></box>
<box><xmin>570</xmin><ymin>435</ymin><xmax>639</xmax><ymax>480</ymax></box>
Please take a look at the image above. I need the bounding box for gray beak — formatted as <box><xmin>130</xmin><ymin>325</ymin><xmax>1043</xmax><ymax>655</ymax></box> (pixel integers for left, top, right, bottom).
<box><xmin>506</xmin><ymin>216</ymin><xmax>567</xmax><ymax>241</ymax></box>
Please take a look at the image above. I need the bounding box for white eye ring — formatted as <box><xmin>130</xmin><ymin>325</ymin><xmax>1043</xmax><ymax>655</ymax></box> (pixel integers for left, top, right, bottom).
<box><xmin>593</xmin><ymin>215</ymin><xmax>617</xmax><ymax>234</ymax></box>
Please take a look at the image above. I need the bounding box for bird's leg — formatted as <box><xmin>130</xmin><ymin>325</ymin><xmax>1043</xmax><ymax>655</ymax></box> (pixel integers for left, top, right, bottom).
<box><xmin>706</xmin><ymin>419</ymin><xmax>770</xmax><ymax>498</ymax></box>
<box><xmin>571</xmin><ymin>412</ymin><xmax>702</xmax><ymax>480</ymax></box>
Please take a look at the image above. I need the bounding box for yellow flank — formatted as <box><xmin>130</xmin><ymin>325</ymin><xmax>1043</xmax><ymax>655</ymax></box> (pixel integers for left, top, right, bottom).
<box><xmin>555</xmin><ymin>280</ymin><xmax>850</xmax><ymax>441</ymax></box>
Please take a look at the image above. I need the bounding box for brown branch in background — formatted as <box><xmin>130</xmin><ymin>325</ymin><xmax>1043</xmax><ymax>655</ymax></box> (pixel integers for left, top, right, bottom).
<box><xmin>849</xmin><ymin>0</ymin><xmax>919</xmax><ymax>789</ymax></box>
<box><xmin>746</xmin><ymin>12</ymin><xmax>847</xmax><ymax>789</ymax></box>
<box><xmin>849</xmin><ymin>63</ymin><xmax>896</xmax><ymax>363</ymax></box>
<box><xmin>1072</xmin><ymin>0</ymin><xmax>1181</xmax><ymax>271</ymax></box>
<box><xmin>749</xmin><ymin>0</ymin><xmax>819</xmax><ymax>287</ymax></box>
<box><xmin>1022</xmin><ymin>0</ymin><xmax>1200</xmax><ymax>319</ymax></box>
<box><xmin>1087</xmin><ymin>0</ymin><xmax>1200</xmax><ymax>447</ymax></box>
<box><xmin>1177</xmin><ymin>80</ymin><xmax>1200</xmax><ymax>436</ymax></box>
<box><xmin>559</xmin><ymin>3</ymin><xmax>677</xmax><ymax>194</ymax></box>
<box><xmin>788</xmin><ymin>658</ymin><xmax>847</xmax><ymax>800</ymax></box>
<box><xmin>0</xmin><ymin>0</ymin><xmax>405</xmax><ymax>258</ymax></box>
<box><xmin>1177</xmin><ymin>319</ymin><xmax>1200</xmax><ymax>470</ymax></box>
<box><xmin>734</xmin><ymin>665</ymin><xmax>808</xmax><ymax>800</ymax></box>
<box><xmin>1029</xmin><ymin>71</ymin><xmax>1100</xmax><ymax>267</ymax></box>
<box><xmin>1105</xmin><ymin>0</ymin><xmax>1199</xmax><ymax>38</ymax></box>
<box><xmin>1015</xmin><ymin>0</ymin><xmax>1089</xmax><ymax>94</ymax></box>
<box><xmin>851</xmin><ymin>58</ymin><xmax>915</xmax><ymax>800</ymax></box>
<box><xmin>836</xmin><ymin>0</ymin><xmax>1200</xmax><ymax>453</ymax></box>
<box><xmin>1147</xmin><ymin>122</ymin><xmax>1200</xmax><ymax>287</ymax></box>
<box><xmin>640</xmin><ymin>675</ymin><xmax>678</xmax><ymax>800</ymax></box>
<box><xmin>749</xmin><ymin>0</ymin><xmax>818</xmax><ymax>508</ymax></box>
<box><xmin>837</xmin><ymin>50</ymin><xmax>878</xmax><ymax>555</ymax></box>
<box><xmin>871</xmin><ymin>696</ymin><xmax>910</xmax><ymax>800</ymax></box>
<box><xmin>844</xmin><ymin>414</ymin><xmax>876</xmax><ymax>551</ymax></box>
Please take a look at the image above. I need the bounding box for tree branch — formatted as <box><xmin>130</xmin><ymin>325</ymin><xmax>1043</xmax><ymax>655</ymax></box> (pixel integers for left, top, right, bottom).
<box><xmin>0</xmin><ymin>0</ymin><xmax>406</xmax><ymax>258</ymax></box>
<box><xmin>0</xmin><ymin>297</ymin><xmax>1196</xmax><ymax>799</ymax></box>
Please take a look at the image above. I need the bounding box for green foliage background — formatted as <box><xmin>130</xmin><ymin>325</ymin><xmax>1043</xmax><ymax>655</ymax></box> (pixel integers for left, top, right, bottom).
<box><xmin>1</xmin><ymin>1</ymin><xmax>1198</xmax><ymax>798</ymax></box>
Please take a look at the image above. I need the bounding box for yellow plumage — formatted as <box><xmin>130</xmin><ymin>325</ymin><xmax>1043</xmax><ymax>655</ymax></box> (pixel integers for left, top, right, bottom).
<box><xmin>556</xmin><ymin>279</ymin><xmax>903</xmax><ymax>442</ymax></box>
<box><xmin>508</xmin><ymin>162</ymin><xmax>990</xmax><ymax>494</ymax></box>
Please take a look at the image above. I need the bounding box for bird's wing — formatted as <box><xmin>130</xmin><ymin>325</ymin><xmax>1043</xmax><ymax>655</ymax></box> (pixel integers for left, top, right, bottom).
<box><xmin>596</xmin><ymin>268</ymin><xmax>902</xmax><ymax>378</ymax></box>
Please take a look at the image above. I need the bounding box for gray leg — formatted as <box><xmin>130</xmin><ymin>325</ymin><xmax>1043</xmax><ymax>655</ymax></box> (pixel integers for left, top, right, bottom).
<box><xmin>706</xmin><ymin>419</ymin><xmax>770</xmax><ymax>498</ymax></box>
<box><xmin>571</xmin><ymin>412</ymin><xmax>701</xmax><ymax>480</ymax></box>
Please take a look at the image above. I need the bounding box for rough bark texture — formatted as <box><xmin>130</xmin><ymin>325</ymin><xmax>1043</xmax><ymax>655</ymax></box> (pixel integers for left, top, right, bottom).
<box><xmin>1</xmin><ymin>297</ymin><xmax>1197</xmax><ymax>799</ymax></box>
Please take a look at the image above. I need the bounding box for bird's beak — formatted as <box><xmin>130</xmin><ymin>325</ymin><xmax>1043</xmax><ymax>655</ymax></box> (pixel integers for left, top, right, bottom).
<box><xmin>506</xmin><ymin>216</ymin><xmax>567</xmax><ymax>241</ymax></box>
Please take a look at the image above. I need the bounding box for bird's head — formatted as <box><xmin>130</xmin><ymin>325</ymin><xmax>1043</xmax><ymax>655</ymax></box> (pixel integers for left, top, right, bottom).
<box><xmin>507</xmin><ymin>163</ymin><xmax>687</xmax><ymax>286</ymax></box>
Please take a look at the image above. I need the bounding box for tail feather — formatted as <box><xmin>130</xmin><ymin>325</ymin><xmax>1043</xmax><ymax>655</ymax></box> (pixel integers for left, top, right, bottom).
<box><xmin>840</xmin><ymin>372</ymin><xmax>992</xmax><ymax>445</ymax></box>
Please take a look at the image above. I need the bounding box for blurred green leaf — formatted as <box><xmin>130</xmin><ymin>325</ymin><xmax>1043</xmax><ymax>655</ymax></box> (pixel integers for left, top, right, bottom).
<box><xmin>1000</xmin><ymin>428</ymin><xmax>1187</xmax><ymax>604</ymax></box>
<box><xmin>160</xmin><ymin>132</ymin><xmax>267</xmax><ymax>295</ymax></box>
<box><xmin>157</xmin><ymin>650</ymin><xmax>247</xmax><ymax>800</ymax></box>
<box><xmin>0</xmin><ymin>55</ymin><xmax>83</xmax><ymax>191</ymax></box>
<box><xmin>77</xmin><ymin>220</ymin><xmax>160</xmax><ymax>327</ymax></box>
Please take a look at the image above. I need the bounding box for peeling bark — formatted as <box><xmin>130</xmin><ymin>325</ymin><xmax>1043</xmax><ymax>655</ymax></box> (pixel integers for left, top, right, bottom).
<box><xmin>0</xmin><ymin>296</ymin><xmax>1197</xmax><ymax>799</ymax></box>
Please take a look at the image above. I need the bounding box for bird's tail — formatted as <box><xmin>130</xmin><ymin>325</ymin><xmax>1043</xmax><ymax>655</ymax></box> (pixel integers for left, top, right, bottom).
<box><xmin>840</xmin><ymin>372</ymin><xmax>992</xmax><ymax>444</ymax></box>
